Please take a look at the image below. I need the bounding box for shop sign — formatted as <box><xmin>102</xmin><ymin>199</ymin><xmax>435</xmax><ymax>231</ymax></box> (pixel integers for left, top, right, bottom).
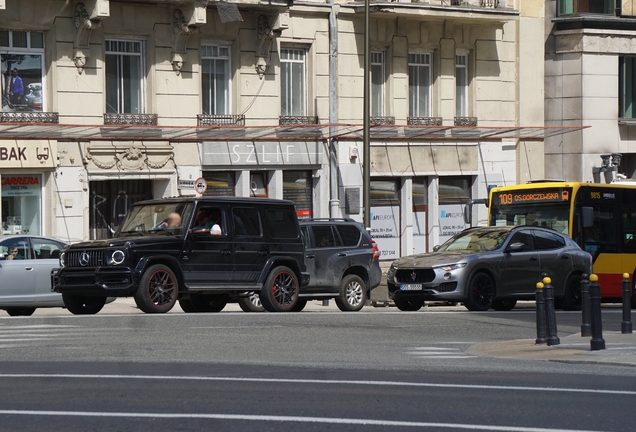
<box><xmin>0</xmin><ymin>140</ymin><xmax>56</xmax><ymax>168</ymax></box>
<box><xmin>370</xmin><ymin>206</ymin><xmax>400</xmax><ymax>260</ymax></box>
<box><xmin>202</xmin><ymin>141</ymin><xmax>321</xmax><ymax>166</ymax></box>
<box><xmin>178</xmin><ymin>179</ymin><xmax>195</xmax><ymax>190</ymax></box>
<box><xmin>1</xmin><ymin>175</ymin><xmax>41</xmax><ymax>197</ymax></box>
<box><xmin>439</xmin><ymin>204</ymin><xmax>468</xmax><ymax>243</ymax></box>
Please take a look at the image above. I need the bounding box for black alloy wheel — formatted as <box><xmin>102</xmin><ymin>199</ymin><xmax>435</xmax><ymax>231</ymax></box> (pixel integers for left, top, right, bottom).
<box><xmin>562</xmin><ymin>274</ymin><xmax>583</xmax><ymax>311</ymax></box>
<box><xmin>464</xmin><ymin>272</ymin><xmax>495</xmax><ymax>311</ymax></box>
<box><xmin>134</xmin><ymin>264</ymin><xmax>178</xmax><ymax>313</ymax></box>
<box><xmin>260</xmin><ymin>266</ymin><xmax>299</xmax><ymax>312</ymax></box>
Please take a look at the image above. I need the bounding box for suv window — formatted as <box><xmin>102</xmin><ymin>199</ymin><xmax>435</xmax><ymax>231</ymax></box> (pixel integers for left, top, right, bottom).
<box><xmin>267</xmin><ymin>208</ymin><xmax>299</xmax><ymax>239</ymax></box>
<box><xmin>312</xmin><ymin>225</ymin><xmax>339</xmax><ymax>248</ymax></box>
<box><xmin>336</xmin><ymin>225</ymin><xmax>361</xmax><ymax>247</ymax></box>
<box><xmin>533</xmin><ymin>230</ymin><xmax>565</xmax><ymax>250</ymax></box>
<box><xmin>233</xmin><ymin>207</ymin><xmax>262</xmax><ymax>236</ymax></box>
<box><xmin>509</xmin><ymin>230</ymin><xmax>534</xmax><ymax>250</ymax></box>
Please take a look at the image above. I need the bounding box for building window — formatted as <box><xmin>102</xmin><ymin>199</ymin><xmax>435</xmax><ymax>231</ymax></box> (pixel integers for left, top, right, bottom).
<box><xmin>105</xmin><ymin>39</ymin><xmax>145</xmax><ymax>114</ymax></box>
<box><xmin>0</xmin><ymin>30</ymin><xmax>45</xmax><ymax>112</ymax></box>
<box><xmin>280</xmin><ymin>48</ymin><xmax>306</xmax><ymax>116</ymax></box>
<box><xmin>559</xmin><ymin>0</ymin><xmax>615</xmax><ymax>16</ymax></box>
<box><xmin>620</xmin><ymin>56</ymin><xmax>636</xmax><ymax>119</ymax></box>
<box><xmin>250</xmin><ymin>172</ymin><xmax>268</xmax><ymax>197</ymax></box>
<box><xmin>455</xmin><ymin>52</ymin><xmax>468</xmax><ymax>117</ymax></box>
<box><xmin>283</xmin><ymin>171</ymin><xmax>312</xmax><ymax>218</ymax></box>
<box><xmin>409</xmin><ymin>53</ymin><xmax>432</xmax><ymax>117</ymax></box>
<box><xmin>412</xmin><ymin>177</ymin><xmax>428</xmax><ymax>255</ymax></box>
<box><xmin>439</xmin><ymin>176</ymin><xmax>471</xmax><ymax>243</ymax></box>
<box><xmin>371</xmin><ymin>51</ymin><xmax>385</xmax><ymax>117</ymax></box>
<box><xmin>1</xmin><ymin>174</ymin><xmax>42</xmax><ymax>236</ymax></box>
<box><xmin>202</xmin><ymin>172</ymin><xmax>235</xmax><ymax>196</ymax></box>
<box><xmin>201</xmin><ymin>44</ymin><xmax>230</xmax><ymax>115</ymax></box>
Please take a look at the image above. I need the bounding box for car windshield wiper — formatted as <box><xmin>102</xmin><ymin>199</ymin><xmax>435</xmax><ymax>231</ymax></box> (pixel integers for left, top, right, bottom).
<box><xmin>146</xmin><ymin>228</ymin><xmax>178</xmax><ymax>235</ymax></box>
<box><xmin>119</xmin><ymin>230</ymin><xmax>146</xmax><ymax>236</ymax></box>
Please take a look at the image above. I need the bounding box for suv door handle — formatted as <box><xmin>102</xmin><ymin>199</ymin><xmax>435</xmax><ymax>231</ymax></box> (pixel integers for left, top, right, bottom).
<box><xmin>561</xmin><ymin>255</ymin><xmax>570</xmax><ymax>259</ymax></box>
<box><xmin>306</xmin><ymin>254</ymin><xmax>315</xmax><ymax>259</ymax></box>
<box><xmin>337</xmin><ymin>253</ymin><xmax>347</xmax><ymax>257</ymax></box>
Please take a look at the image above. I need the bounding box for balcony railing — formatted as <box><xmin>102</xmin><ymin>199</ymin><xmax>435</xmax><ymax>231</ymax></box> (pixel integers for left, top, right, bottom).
<box><xmin>198</xmin><ymin>114</ymin><xmax>246</xmax><ymax>126</ymax></box>
<box><xmin>408</xmin><ymin>0</ymin><xmax>501</xmax><ymax>8</ymax></box>
<box><xmin>407</xmin><ymin>116</ymin><xmax>443</xmax><ymax>126</ymax></box>
<box><xmin>279</xmin><ymin>116</ymin><xmax>318</xmax><ymax>125</ymax></box>
<box><xmin>454</xmin><ymin>117</ymin><xmax>478</xmax><ymax>126</ymax></box>
<box><xmin>370</xmin><ymin>116</ymin><xmax>395</xmax><ymax>125</ymax></box>
<box><xmin>103</xmin><ymin>113</ymin><xmax>158</xmax><ymax>125</ymax></box>
<box><xmin>0</xmin><ymin>112</ymin><xmax>59</xmax><ymax>123</ymax></box>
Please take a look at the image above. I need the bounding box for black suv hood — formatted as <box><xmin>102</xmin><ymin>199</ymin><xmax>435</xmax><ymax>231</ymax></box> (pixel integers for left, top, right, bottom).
<box><xmin>68</xmin><ymin>235</ymin><xmax>182</xmax><ymax>249</ymax></box>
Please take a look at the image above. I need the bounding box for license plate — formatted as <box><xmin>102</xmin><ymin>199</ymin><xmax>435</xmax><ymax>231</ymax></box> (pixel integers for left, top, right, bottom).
<box><xmin>400</xmin><ymin>284</ymin><xmax>422</xmax><ymax>291</ymax></box>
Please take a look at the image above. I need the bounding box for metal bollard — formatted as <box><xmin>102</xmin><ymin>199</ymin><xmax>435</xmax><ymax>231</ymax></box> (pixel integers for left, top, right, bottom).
<box><xmin>589</xmin><ymin>274</ymin><xmax>606</xmax><ymax>351</ymax></box>
<box><xmin>535</xmin><ymin>281</ymin><xmax>547</xmax><ymax>344</ymax></box>
<box><xmin>621</xmin><ymin>273</ymin><xmax>633</xmax><ymax>334</ymax></box>
<box><xmin>580</xmin><ymin>274</ymin><xmax>591</xmax><ymax>337</ymax></box>
<box><xmin>543</xmin><ymin>276</ymin><xmax>560</xmax><ymax>346</ymax></box>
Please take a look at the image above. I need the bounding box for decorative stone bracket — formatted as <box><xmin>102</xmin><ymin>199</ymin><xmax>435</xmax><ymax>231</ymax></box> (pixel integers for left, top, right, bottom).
<box><xmin>172</xmin><ymin>0</ymin><xmax>209</xmax><ymax>75</ymax></box>
<box><xmin>73</xmin><ymin>1</ymin><xmax>110</xmax><ymax>74</ymax></box>
<box><xmin>256</xmin><ymin>12</ymin><xmax>289</xmax><ymax>79</ymax></box>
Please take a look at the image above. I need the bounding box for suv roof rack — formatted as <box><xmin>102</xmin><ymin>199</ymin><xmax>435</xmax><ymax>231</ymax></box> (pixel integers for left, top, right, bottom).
<box><xmin>300</xmin><ymin>218</ymin><xmax>356</xmax><ymax>222</ymax></box>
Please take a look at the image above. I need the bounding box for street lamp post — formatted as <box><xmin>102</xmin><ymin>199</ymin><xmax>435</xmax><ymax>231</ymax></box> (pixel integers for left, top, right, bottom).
<box><xmin>363</xmin><ymin>0</ymin><xmax>370</xmax><ymax>228</ymax></box>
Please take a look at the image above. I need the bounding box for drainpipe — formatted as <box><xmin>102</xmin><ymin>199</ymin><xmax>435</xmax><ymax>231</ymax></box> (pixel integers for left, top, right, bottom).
<box><xmin>329</xmin><ymin>0</ymin><xmax>339</xmax><ymax>218</ymax></box>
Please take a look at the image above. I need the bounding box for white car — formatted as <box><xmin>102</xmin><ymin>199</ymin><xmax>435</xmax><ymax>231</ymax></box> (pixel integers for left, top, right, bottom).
<box><xmin>0</xmin><ymin>235</ymin><xmax>114</xmax><ymax>316</ymax></box>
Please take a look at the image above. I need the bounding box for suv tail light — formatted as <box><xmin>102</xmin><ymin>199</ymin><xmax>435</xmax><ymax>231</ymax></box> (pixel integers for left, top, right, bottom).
<box><xmin>371</xmin><ymin>239</ymin><xmax>380</xmax><ymax>259</ymax></box>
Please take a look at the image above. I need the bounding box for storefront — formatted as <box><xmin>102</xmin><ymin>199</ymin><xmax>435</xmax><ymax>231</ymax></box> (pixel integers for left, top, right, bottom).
<box><xmin>0</xmin><ymin>139</ymin><xmax>56</xmax><ymax>236</ymax></box>
<box><xmin>338</xmin><ymin>140</ymin><xmax>484</xmax><ymax>262</ymax></box>
<box><xmin>200</xmin><ymin>140</ymin><xmax>327</xmax><ymax>218</ymax></box>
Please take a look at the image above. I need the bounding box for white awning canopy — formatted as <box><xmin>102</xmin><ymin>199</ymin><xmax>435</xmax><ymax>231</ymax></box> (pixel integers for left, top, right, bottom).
<box><xmin>0</xmin><ymin>122</ymin><xmax>586</xmax><ymax>142</ymax></box>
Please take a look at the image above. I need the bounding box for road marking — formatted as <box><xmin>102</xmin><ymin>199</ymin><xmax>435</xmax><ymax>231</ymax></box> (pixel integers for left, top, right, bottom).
<box><xmin>0</xmin><ymin>409</ymin><xmax>608</xmax><ymax>431</ymax></box>
<box><xmin>406</xmin><ymin>347</ymin><xmax>476</xmax><ymax>359</ymax></box>
<box><xmin>0</xmin><ymin>374</ymin><xmax>633</xmax><ymax>396</ymax></box>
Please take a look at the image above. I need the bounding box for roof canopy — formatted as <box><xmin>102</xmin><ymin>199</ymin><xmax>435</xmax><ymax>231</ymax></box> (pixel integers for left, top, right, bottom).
<box><xmin>0</xmin><ymin>123</ymin><xmax>585</xmax><ymax>142</ymax></box>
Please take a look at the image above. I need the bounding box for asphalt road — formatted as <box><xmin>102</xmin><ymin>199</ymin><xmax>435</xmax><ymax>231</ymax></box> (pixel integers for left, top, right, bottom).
<box><xmin>0</xmin><ymin>302</ymin><xmax>635</xmax><ymax>431</ymax></box>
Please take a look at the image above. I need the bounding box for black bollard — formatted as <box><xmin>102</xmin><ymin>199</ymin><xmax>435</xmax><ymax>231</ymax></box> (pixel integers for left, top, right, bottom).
<box><xmin>543</xmin><ymin>276</ymin><xmax>560</xmax><ymax>346</ymax></box>
<box><xmin>535</xmin><ymin>281</ymin><xmax>547</xmax><ymax>344</ymax></box>
<box><xmin>580</xmin><ymin>274</ymin><xmax>591</xmax><ymax>337</ymax></box>
<box><xmin>589</xmin><ymin>274</ymin><xmax>605</xmax><ymax>351</ymax></box>
<box><xmin>621</xmin><ymin>273</ymin><xmax>633</xmax><ymax>334</ymax></box>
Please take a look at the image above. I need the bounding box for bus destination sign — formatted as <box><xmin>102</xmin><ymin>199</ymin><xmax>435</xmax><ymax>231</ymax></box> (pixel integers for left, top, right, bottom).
<box><xmin>493</xmin><ymin>188</ymin><xmax>572</xmax><ymax>206</ymax></box>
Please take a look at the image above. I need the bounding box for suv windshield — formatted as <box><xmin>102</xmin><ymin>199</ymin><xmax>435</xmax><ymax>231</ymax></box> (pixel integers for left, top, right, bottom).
<box><xmin>437</xmin><ymin>229</ymin><xmax>509</xmax><ymax>252</ymax></box>
<box><xmin>117</xmin><ymin>202</ymin><xmax>193</xmax><ymax>236</ymax></box>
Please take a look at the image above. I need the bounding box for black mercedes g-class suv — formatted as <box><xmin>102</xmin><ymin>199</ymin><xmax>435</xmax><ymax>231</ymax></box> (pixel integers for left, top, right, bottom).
<box><xmin>52</xmin><ymin>197</ymin><xmax>309</xmax><ymax>314</ymax></box>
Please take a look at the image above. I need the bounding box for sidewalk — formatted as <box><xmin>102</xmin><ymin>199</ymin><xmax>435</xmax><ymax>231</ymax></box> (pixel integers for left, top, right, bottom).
<box><xmin>472</xmin><ymin>331</ymin><xmax>636</xmax><ymax>367</ymax></box>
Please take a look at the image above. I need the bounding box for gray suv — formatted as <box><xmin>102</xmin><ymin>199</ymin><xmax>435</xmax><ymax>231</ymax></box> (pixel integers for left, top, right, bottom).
<box><xmin>298</xmin><ymin>218</ymin><xmax>382</xmax><ymax>311</ymax></box>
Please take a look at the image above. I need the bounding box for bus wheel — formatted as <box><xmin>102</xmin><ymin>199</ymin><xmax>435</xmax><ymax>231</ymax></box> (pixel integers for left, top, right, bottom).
<box><xmin>562</xmin><ymin>274</ymin><xmax>583</xmax><ymax>311</ymax></box>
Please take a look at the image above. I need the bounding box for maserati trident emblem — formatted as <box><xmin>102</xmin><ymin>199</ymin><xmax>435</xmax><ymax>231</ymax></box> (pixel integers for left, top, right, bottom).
<box><xmin>79</xmin><ymin>251</ymin><xmax>90</xmax><ymax>267</ymax></box>
<box><xmin>410</xmin><ymin>271</ymin><xmax>417</xmax><ymax>282</ymax></box>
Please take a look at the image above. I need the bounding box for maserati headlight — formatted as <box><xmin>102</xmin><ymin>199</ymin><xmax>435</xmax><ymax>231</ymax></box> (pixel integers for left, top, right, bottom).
<box><xmin>435</xmin><ymin>263</ymin><xmax>467</xmax><ymax>271</ymax></box>
<box><xmin>107</xmin><ymin>249</ymin><xmax>126</xmax><ymax>265</ymax></box>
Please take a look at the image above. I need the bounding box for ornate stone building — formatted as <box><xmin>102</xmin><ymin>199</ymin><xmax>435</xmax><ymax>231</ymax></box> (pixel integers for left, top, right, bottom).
<box><xmin>0</xmin><ymin>0</ymin><xmax>553</xmax><ymax>261</ymax></box>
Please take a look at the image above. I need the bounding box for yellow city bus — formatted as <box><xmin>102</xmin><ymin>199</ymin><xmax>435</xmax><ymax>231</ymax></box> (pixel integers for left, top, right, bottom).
<box><xmin>488</xmin><ymin>181</ymin><xmax>636</xmax><ymax>307</ymax></box>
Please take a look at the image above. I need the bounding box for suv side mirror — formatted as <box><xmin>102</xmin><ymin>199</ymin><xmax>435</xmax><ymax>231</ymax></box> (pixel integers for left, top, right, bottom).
<box><xmin>507</xmin><ymin>242</ymin><xmax>527</xmax><ymax>253</ymax></box>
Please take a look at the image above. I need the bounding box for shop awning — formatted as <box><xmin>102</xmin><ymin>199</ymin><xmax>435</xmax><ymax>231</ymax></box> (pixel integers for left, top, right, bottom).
<box><xmin>0</xmin><ymin>122</ymin><xmax>586</xmax><ymax>142</ymax></box>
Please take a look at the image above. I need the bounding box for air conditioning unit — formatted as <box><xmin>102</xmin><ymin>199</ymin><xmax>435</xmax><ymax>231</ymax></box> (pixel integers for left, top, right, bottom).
<box><xmin>271</xmin><ymin>12</ymin><xmax>290</xmax><ymax>32</ymax></box>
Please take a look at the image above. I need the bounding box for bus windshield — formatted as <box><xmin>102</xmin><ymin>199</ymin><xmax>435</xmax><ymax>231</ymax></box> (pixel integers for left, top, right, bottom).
<box><xmin>489</xmin><ymin>201</ymin><xmax>571</xmax><ymax>234</ymax></box>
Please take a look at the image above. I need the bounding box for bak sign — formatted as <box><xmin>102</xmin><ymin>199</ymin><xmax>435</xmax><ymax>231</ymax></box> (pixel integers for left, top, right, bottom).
<box><xmin>0</xmin><ymin>141</ymin><xmax>57</xmax><ymax>168</ymax></box>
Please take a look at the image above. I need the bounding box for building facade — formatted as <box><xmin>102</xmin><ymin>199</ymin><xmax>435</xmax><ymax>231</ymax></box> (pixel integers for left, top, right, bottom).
<box><xmin>546</xmin><ymin>0</ymin><xmax>636</xmax><ymax>181</ymax></box>
<box><xmin>0</xmin><ymin>0</ymin><xmax>546</xmax><ymax>264</ymax></box>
